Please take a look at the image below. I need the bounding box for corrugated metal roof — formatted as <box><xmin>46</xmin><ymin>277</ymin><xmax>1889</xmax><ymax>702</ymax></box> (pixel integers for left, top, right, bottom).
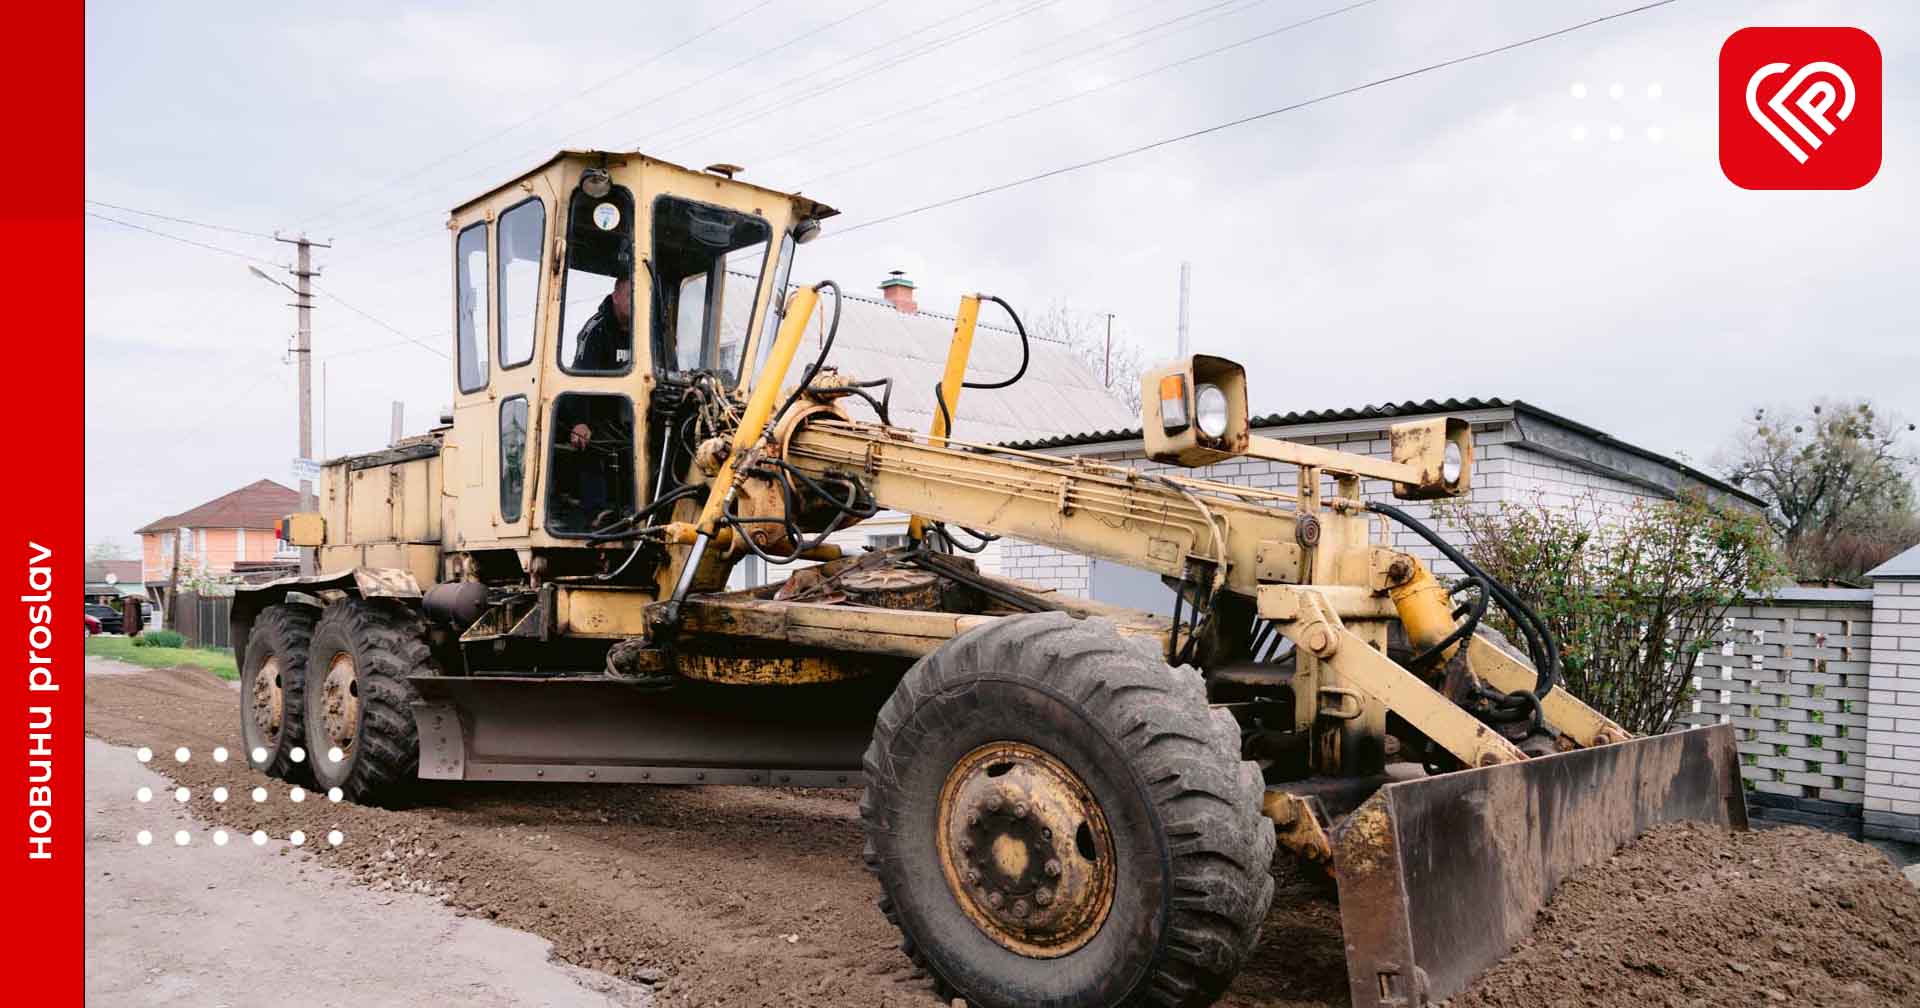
<box><xmin>767</xmin><ymin>286</ymin><xmax>1136</xmax><ymax>444</ymax></box>
<box><xmin>1868</xmin><ymin>543</ymin><xmax>1920</xmax><ymax>579</ymax></box>
<box><xmin>1001</xmin><ymin>397</ymin><xmax>1519</xmax><ymax>451</ymax></box>
<box><xmin>999</xmin><ymin>396</ymin><xmax>1763</xmax><ymax>507</ymax></box>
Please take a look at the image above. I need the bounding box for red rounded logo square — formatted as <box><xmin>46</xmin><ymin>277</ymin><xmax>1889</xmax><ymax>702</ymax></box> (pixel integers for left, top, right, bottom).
<box><xmin>1720</xmin><ymin>27</ymin><xmax>1881</xmax><ymax>190</ymax></box>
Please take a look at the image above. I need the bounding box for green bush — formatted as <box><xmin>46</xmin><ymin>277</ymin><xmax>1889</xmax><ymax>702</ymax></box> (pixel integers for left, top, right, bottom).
<box><xmin>1438</xmin><ymin>491</ymin><xmax>1785</xmax><ymax>734</ymax></box>
<box><xmin>136</xmin><ymin>629</ymin><xmax>186</xmax><ymax>648</ymax></box>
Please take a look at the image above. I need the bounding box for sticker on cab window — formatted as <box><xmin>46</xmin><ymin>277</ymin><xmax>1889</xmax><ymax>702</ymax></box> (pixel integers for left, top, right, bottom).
<box><xmin>592</xmin><ymin>202</ymin><xmax>620</xmax><ymax>231</ymax></box>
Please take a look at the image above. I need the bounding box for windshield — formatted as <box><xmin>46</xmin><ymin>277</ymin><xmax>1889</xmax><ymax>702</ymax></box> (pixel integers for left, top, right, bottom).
<box><xmin>649</xmin><ymin>196</ymin><xmax>772</xmax><ymax>384</ymax></box>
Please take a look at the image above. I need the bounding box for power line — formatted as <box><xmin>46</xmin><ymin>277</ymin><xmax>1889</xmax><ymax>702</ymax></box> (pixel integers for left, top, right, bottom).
<box><xmin>743</xmin><ymin>0</ymin><xmax>1268</xmax><ymax>171</ymax></box>
<box><xmin>831</xmin><ymin>0</ymin><xmax>1681</xmax><ymax>237</ymax></box>
<box><xmin>648</xmin><ymin>0</ymin><xmax>1067</xmax><ymax>155</ymax></box>
<box><xmin>310</xmin><ymin>283</ymin><xmax>451</xmax><ymax>360</ymax></box>
<box><xmin>84</xmin><ymin>199</ymin><xmax>281</xmax><ymax>240</ymax></box>
<box><xmin>85</xmin><ymin>211</ymin><xmax>282</xmax><ymax>266</ymax></box>
<box><xmin>798</xmin><ymin>0</ymin><xmax>1379</xmax><ymax>190</ymax></box>
<box><xmin>326</xmin><ymin>0</ymin><xmax>898</xmax><ymax>239</ymax></box>
<box><xmin>303</xmin><ymin>0</ymin><xmax>779</xmax><ymax>227</ymax></box>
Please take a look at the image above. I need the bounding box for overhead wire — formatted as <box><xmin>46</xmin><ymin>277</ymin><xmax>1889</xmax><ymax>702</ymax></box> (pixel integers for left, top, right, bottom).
<box><xmin>324</xmin><ymin>0</ymin><xmax>899</xmax><ymax>239</ymax></box>
<box><xmin>827</xmin><ymin>0</ymin><xmax>1682</xmax><ymax>238</ymax></box>
<box><xmin>796</xmin><ymin>0</ymin><xmax>1381</xmax><ymax>189</ymax></box>
<box><xmin>302</xmin><ymin>0</ymin><xmax>778</xmax><ymax>227</ymax></box>
<box><xmin>739</xmin><ymin>0</ymin><xmax>1270</xmax><ymax>170</ymax></box>
<box><xmin>84</xmin><ymin>199</ymin><xmax>281</xmax><ymax>241</ymax></box>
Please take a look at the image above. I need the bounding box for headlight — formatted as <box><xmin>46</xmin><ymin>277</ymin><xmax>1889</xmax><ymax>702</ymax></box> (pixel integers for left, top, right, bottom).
<box><xmin>1442</xmin><ymin>440</ymin><xmax>1463</xmax><ymax>484</ymax></box>
<box><xmin>1195</xmin><ymin>383</ymin><xmax>1229</xmax><ymax>438</ymax></box>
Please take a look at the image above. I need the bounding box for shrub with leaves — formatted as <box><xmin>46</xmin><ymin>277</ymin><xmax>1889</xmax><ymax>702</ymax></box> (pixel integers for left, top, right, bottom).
<box><xmin>1438</xmin><ymin>492</ymin><xmax>1785</xmax><ymax>734</ymax></box>
<box><xmin>135</xmin><ymin>629</ymin><xmax>186</xmax><ymax>649</ymax></box>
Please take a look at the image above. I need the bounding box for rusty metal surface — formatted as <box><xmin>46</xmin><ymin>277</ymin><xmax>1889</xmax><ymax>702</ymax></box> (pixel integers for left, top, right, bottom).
<box><xmin>1331</xmin><ymin>724</ymin><xmax>1747</xmax><ymax>1007</ymax></box>
<box><xmin>409</xmin><ymin>674</ymin><xmax>891</xmax><ymax>780</ymax></box>
<box><xmin>936</xmin><ymin>741</ymin><xmax>1116</xmax><ymax>959</ymax></box>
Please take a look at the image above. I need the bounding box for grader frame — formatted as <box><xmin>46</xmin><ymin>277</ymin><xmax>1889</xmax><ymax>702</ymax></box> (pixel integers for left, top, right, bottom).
<box><xmin>235</xmin><ymin>149</ymin><xmax>1744</xmax><ymax>1008</ymax></box>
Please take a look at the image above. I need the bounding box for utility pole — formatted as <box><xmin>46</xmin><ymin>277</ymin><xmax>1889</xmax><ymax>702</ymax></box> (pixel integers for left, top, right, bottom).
<box><xmin>1176</xmin><ymin>261</ymin><xmax>1191</xmax><ymax>358</ymax></box>
<box><xmin>267</xmin><ymin>233</ymin><xmax>330</xmax><ymax>574</ymax></box>
<box><xmin>1102</xmin><ymin>313</ymin><xmax>1115</xmax><ymax>387</ymax></box>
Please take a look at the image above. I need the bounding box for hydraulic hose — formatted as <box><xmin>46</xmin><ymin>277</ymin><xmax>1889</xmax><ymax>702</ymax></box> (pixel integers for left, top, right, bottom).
<box><xmin>1364</xmin><ymin>500</ymin><xmax>1559</xmax><ymax>699</ymax></box>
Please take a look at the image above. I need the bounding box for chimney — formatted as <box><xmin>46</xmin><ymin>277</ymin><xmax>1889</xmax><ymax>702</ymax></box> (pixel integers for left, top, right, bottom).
<box><xmin>879</xmin><ymin>269</ymin><xmax>918</xmax><ymax>315</ymax></box>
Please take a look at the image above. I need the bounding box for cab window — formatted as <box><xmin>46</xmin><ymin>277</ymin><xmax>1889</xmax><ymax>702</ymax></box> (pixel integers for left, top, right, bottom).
<box><xmin>558</xmin><ymin>183</ymin><xmax>635</xmax><ymax>375</ymax></box>
<box><xmin>496</xmin><ymin>198</ymin><xmax>544</xmax><ymax>369</ymax></box>
<box><xmin>454</xmin><ymin>221</ymin><xmax>489</xmax><ymax>393</ymax></box>
<box><xmin>499</xmin><ymin>397</ymin><xmax>529</xmax><ymax>523</ymax></box>
<box><xmin>650</xmin><ymin>196</ymin><xmax>771</xmax><ymax>383</ymax></box>
<box><xmin>545</xmin><ymin>392</ymin><xmax>636</xmax><ymax>537</ymax></box>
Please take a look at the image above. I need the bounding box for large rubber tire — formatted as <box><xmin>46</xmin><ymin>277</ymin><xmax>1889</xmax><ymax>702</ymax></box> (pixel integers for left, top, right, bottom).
<box><xmin>239</xmin><ymin>604</ymin><xmax>317</xmax><ymax>784</ymax></box>
<box><xmin>861</xmin><ymin>612</ymin><xmax>1276</xmax><ymax>1008</ymax></box>
<box><xmin>303</xmin><ymin>598</ymin><xmax>435</xmax><ymax>805</ymax></box>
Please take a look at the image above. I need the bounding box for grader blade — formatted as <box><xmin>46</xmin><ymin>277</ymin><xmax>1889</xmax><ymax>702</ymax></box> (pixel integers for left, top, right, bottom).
<box><xmin>1332</xmin><ymin>723</ymin><xmax>1746</xmax><ymax>1008</ymax></box>
<box><xmin>407</xmin><ymin>675</ymin><xmax>880</xmax><ymax>785</ymax></box>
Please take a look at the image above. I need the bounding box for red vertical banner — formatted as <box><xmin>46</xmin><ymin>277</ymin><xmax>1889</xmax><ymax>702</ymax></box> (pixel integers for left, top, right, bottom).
<box><xmin>1</xmin><ymin>3</ymin><xmax>84</xmax><ymax>1003</ymax></box>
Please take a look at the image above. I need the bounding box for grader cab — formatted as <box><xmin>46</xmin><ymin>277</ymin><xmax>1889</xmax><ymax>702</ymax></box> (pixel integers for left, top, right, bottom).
<box><xmin>234</xmin><ymin>150</ymin><xmax>1744</xmax><ymax>1008</ymax></box>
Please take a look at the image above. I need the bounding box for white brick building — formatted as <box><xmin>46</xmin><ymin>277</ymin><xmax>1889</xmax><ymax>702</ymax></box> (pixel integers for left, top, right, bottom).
<box><xmin>1865</xmin><ymin>544</ymin><xmax>1920</xmax><ymax>843</ymax></box>
<box><xmin>997</xmin><ymin>399</ymin><xmax>1761</xmax><ymax>606</ymax></box>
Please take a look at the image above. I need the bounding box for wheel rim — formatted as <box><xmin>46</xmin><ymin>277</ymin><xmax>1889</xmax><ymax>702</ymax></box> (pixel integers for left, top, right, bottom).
<box><xmin>320</xmin><ymin>650</ymin><xmax>361</xmax><ymax>764</ymax></box>
<box><xmin>936</xmin><ymin>741</ymin><xmax>1116</xmax><ymax>958</ymax></box>
<box><xmin>250</xmin><ymin>656</ymin><xmax>283</xmax><ymax>748</ymax></box>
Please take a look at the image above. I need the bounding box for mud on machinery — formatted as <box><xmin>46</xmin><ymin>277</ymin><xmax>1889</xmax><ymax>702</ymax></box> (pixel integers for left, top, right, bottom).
<box><xmin>233</xmin><ymin>150</ymin><xmax>1745</xmax><ymax>1008</ymax></box>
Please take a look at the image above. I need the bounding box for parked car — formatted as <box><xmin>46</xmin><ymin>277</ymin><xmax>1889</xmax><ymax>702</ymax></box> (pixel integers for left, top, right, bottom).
<box><xmin>84</xmin><ymin>613</ymin><xmax>101</xmax><ymax>636</ymax></box>
<box><xmin>84</xmin><ymin>603</ymin><xmax>123</xmax><ymax>634</ymax></box>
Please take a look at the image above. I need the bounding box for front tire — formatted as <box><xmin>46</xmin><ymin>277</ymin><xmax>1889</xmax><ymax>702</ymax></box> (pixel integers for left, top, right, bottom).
<box><xmin>303</xmin><ymin>598</ymin><xmax>435</xmax><ymax>805</ymax></box>
<box><xmin>240</xmin><ymin>605</ymin><xmax>317</xmax><ymax>784</ymax></box>
<box><xmin>860</xmin><ymin>612</ymin><xmax>1275</xmax><ymax>1008</ymax></box>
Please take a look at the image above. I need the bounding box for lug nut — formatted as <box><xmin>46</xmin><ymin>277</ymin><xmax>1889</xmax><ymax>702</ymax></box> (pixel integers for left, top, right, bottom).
<box><xmin>958</xmin><ymin>837</ymin><xmax>973</xmax><ymax>853</ymax></box>
<box><xmin>1011</xmin><ymin>899</ymin><xmax>1028</xmax><ymax>918</ymax></box>
<box><xmin>965</xmin><ymin>869</ymin><xmax>981</xmax><ymax>885</ymax></box>
<box><xmin>967</xmin><ymin>812</ymin><xmax>979</xmax><ymax>827</ymax></box>
<box><xmin>1044</xmin><ymin>859</ymin><xmax>1061</xmax><ymax>877</ymax></box>
<box><xmin>985</xmin><ymin>794</ymin><xmax>1003</xmax><ymax>812</ymax></box>
<box><xmin>1035</xmin><ymin>888</ymin><xmax>1053</xmax><ymax>907</ymax></box>
<box><xmin>1013</xmin><ymin>802</ymin><xmax>1029</xmax><ymax>819</ymax></box>
<box><xmin>987</xmin><ymin>891</ymin><xmax>1004</xmax><ymax>908</ymax></box>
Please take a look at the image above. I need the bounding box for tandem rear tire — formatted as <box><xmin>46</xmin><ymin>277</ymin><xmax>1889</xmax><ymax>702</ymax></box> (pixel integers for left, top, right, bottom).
<box><xmin>240</xmin><ymin>604</ymin><xmax>318</xmax><ymax>784</ymax></box>
<box><xmin>860</xmin><ymin>612</ymin><xmax>1275</xmax><ymax>1008</ymax></box>
<box><xmin>303</xmin><ymin>597</ymin><xmax>435</xmax><ymax>806</ymax></box>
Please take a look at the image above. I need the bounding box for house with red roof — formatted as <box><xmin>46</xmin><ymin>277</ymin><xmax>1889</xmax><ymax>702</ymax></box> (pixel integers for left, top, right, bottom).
<box><xmin>136</xmin><ymin>480</ymin><xmax>302</xmax><ymax>608</ymax></box>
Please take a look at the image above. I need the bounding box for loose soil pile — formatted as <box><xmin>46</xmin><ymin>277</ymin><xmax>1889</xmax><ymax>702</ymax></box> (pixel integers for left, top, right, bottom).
<box><xmin>1453</xmin><ymin>822</ymin><xmax>1920</xmax><ymax>1008</ymax></box>
<box><xmin>89</xmin><ymin>662</ymin><xmax>1920</xmax><ymax>1007</ymax></box>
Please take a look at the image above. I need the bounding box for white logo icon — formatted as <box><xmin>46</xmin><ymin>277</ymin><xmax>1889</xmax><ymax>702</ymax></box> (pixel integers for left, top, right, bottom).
<box><xmin>1746</xmin><ymin>61</ymin><xmax>1856</xmax><ymax>163</ymax></box>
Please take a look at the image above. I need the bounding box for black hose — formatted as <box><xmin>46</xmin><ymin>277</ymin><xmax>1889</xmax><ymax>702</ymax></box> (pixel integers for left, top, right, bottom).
<box><xmin>931</xmin><ymin>293</ymin><xmax>1032</xmax><ymax>438</ymax></box>
<box><xmin>770</xmin><ymin>280</ymin><xmax>843</xmax><ymax>429</ymax></box>
<box><xmin>1364</xmin><ymin>500</ymin><xmax>1558</xmax><ymax>699</ymax></box>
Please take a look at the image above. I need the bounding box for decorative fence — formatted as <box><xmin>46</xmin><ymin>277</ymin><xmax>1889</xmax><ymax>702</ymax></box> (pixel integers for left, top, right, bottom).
<box><xmin>1679</xmin><ymin>587</ymin><xmax>1874</xmax><ymax>834</ymax></box>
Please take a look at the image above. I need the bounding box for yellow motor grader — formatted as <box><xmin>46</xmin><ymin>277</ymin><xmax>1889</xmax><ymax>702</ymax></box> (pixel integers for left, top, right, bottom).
<box><xmin>234</xmin><ymin>150</ymin><xmax>1744</xmax><ymax>1008</ymax></box>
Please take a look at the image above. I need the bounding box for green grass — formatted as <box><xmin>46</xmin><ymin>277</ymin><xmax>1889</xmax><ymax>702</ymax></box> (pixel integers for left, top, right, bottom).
<box><xmin>86</xmin><ymin>635</ymin><xmax>237</xmax><ymax>680</ymax></box>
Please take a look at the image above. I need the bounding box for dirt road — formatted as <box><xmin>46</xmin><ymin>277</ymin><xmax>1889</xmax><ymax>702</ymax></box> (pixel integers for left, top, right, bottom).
<box><xmin>83</xmin><ymin>659</ymin><xmax>1348</xmax><ymax>1006</ymax></box>
<box><xmin>87</xmin><ymin>735</ymin><xmax>653</xmax><ymax>1007</ymax></box>
<box><xmin>86</xmin><ymin>658</ymin><xmax>1920</xmax><ymax>1007</ymax></box>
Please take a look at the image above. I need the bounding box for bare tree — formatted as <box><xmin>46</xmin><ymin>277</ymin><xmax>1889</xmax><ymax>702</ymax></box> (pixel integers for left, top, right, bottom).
<box><xmin>1028</xmin><ymin>301</ymin><xmax>1146</xmax><ymax>413</ymax></box>
<box><xmin>1717</xmin><ymin>399</ymin><xmax>1919</xmax><ymax>582</ymax></box>
<box><xmin>88</xmin><ymin>539</ymin><xmax>128</xmax><ymax>562</ymax></box>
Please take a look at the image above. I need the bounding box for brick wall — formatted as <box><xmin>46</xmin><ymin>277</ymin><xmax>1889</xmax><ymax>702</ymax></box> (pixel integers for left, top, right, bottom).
<box><xmin>1865</xmin><ymin>577</ymin><xmax>1920</xmax><ymax>843</ymax></box>
<box><xmin>1679</xmin><ymin>590</ymin><xmax>1873</xmax><ymax>833</ymax></box>
<box><xmin>1003</xmin><ymin>418</ymin><xmax>1664</xmax><ymax>598</ymax></box>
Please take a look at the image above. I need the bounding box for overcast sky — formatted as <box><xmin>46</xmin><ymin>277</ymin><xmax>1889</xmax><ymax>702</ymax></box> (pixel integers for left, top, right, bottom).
<box><xmin>84</xmin><ymin>0</ymin><xmax>1916</xmax><ymax>550</ymax></box>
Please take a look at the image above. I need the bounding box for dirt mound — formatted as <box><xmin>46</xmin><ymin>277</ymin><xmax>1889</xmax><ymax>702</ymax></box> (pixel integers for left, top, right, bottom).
<box><xmin>1453</xmin><ymin>821</ymin><xmax>1920</xmax><ymax>1007</ymax></box>
<box><xmin>87</xmin><ymin>661</ymin><xmax>1920</xmax><ymax>1007</ymax></box>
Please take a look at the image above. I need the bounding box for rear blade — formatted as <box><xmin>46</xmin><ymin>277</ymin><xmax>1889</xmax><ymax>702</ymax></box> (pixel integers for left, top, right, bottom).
<box><xmin>1331</xmin><ymin>723</ymin><xmax>1747</xmax><ymax>1007</ymax></box>
<box><xmin>408</xmin><ymin>675</ymin><xmax>882</xmax><ymax>785</ymax></box>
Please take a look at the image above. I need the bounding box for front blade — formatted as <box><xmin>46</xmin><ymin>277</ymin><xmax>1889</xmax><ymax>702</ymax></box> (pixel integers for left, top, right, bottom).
<box><xmin>1332</xmin><ymin>724</ymin><xmax>1746</xmax><ymax>1007</ymax></box>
